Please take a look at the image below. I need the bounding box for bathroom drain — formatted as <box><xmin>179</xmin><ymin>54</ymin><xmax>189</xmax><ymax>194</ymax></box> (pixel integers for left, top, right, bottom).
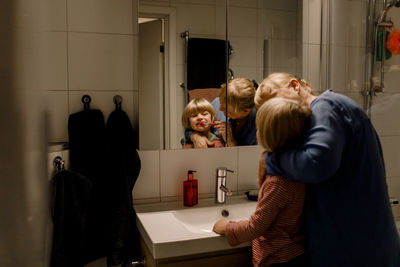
<box><xmin>221</xmin><ymin>209</ymin><xmax>229</xmax><ymax>217</ymax></box>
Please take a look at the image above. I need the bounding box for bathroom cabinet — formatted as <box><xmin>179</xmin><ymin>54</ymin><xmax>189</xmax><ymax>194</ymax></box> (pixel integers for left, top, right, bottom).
<box><xmin>139</xmin><ymin>236</ymin><xmax>252</xmax><ymax>267</ymax></box>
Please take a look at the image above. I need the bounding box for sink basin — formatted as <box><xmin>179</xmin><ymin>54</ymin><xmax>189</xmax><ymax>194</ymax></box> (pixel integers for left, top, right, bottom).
<box><xmin>135</xmin><ymin>198</ymin><xmax>257</xmax><ymax>259</ymax></box>
<box><xmin>171</xmin><ymin>202</ymin><xmax>256</xmax><ymax>234</ymax></box>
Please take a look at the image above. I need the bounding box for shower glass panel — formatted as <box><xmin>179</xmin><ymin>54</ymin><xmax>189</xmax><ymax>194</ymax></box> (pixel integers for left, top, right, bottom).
<box><xmin>368</xmin><ymin>0</ymin><xmax>400</xmax><ymax>216</ymax></box>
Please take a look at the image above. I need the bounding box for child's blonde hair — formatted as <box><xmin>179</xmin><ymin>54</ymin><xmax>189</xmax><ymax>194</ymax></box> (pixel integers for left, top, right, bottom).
<box><xmin>182</xmin><ymin>98</ymin><xmax>217</xmax><ymax>130</ymax></box>
<box><xmin>219</xmin><ymin>78</ymin><xmax>256</xmax><ymax>113</ymax></box>
<box><xmin>256</xmin><ymin>98</ymin><xmax>311</xmax><ymax>152</ymax></box>
<box><xmin>255</xmin><ymin>72</ymin><xmax>312</xmax><ymax>109</ymax></box>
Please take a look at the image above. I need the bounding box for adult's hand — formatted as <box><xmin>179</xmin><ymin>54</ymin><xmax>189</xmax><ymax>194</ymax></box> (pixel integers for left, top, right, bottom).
<box><xmin>190</xmin><ymin>132</ymin><xmax>213</xmax><ymax>148</ymax></box>
<box><xmin>258</xmin><ymin>151</ymin><xmax>267</xmax><ymax>187</ymax></box>
<box><xmin>214</xmin><ymin>121</ymin><xmax>236</xmax><ymax>146</ymax></box>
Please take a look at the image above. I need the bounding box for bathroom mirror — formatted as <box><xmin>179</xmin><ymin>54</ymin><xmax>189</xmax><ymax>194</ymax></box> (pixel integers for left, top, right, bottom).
<box><xmin>138</xmin><ymin>0</ymin><xmax>303</xmax><ymax>151</ymax></box>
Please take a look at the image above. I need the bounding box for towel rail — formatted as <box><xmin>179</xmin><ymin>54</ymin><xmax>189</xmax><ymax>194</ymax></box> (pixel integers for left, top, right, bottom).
<box><xmin>180</xmin><ymin>30</ymin><xmax>189</xmax><ymax>103</ymax></box>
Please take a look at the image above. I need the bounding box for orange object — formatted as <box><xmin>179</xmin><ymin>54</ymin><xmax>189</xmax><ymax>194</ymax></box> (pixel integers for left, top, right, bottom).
<box><xmin>387</xmin><ymin>29</ymin><xmax>400</xmax><ymax>55</ymax></box>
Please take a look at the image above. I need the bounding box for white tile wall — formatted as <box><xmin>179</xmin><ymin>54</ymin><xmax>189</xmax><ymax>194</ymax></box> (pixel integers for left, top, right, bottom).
<box><xmin>42</xmin><ymin>32</ymin><xmax>68</xmax><ymax>91</ymax></box>
<box><xmin>262</xmin><ymin>0</ymin><xmax>298</xmax><ymax>11</ymax></box>
<box><xmin>380</xmin><ymin>136</ymin><xmax>400</xmax><ymax>178</ymax></box>
<box><xmin>133</xmin><ymin>150</ymin><xmax>161</xmax><ymax>200</ymax></box>
<box><xmin>175</xmin><ymin>4</ymin><xmax>216</xmax><ymax>34</ymax></box>
<box><xmin>237</xmin><ymin>145</ymin><xmax>263</xmax><ymax>191</ymax></box>
<box><xmin>388</xmin><ymin>177</ymin><xmax>400</xmax><ymax>218</ymax></box>
<box><xmin>43</xmin><ymin>0</ymin><xmax>67</xmax><ymax>31</ymax></box>
<box><xmin>264</xmin><ymin>9</ymin><xmax>297</xmax><ymax>40</ymax></box>
<box><xmin>68</xmin><ymin>33</ymin><xmax>134</xmax><ymax>91</ymax></box>
<box><xmin>160</xmin><ymin>147</ymin><xmax>238</xmax><ymax>198</ymax></box>
<box><xmin>229</xmin><ymin>36</ymin><xmax>258</xmax><ymax>67</ymax></box>
<box><xmin>44</xmin><ymin>91</ymin><xmax>69</xmax><ymax>142</ymax></box>
<box><xmin>228</xmin><ymin>6</ymin><xmax>258</xmax><ymax>37</ymax></box>
<box><xmin>68</xmin><ymin>0</ymin><xmax>133</xmax><ymax>34</ymax></box>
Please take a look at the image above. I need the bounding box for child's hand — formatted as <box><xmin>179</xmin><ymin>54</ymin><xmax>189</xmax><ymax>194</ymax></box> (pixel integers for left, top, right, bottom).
<box><xmin>258</xmin><ymin>152</ymin><xmax>267</xmax><ymax>187</ymax></box>
<box><xmin>213</xmin><ymin>219</ymin><xmax>227</xmax><ymax>235</ymax></box>
<box><xmin>190</xmin><ymin>132</ymin><xmax>213</xmax><ymax>148</ymax></box>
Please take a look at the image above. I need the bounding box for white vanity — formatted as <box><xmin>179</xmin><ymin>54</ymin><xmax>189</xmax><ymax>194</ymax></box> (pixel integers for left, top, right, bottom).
<box><xmin>135</xmin><ymin>197</ymin><xmax>257</xmax><ymax>267</ymax></box>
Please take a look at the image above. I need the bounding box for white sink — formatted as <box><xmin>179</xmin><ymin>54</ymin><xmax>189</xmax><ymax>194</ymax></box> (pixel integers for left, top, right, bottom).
<box><xmin>171</xmin><ymin>202</ymin><xmax>256</xmax><ymax>234</ymax></box>
<box><xmin>135</xmin><ymin>198</ymin><xmax>257</xmax><ymax>259</ymax></box>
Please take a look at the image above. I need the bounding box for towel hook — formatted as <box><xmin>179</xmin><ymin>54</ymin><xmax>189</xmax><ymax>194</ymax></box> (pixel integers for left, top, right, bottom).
<box><xmin>82</xmin><ymin>95</ymin><xmax>91</xmax><ymax>110</ymax></box>
<box><xmin>53</xmin><ymin>156</ymin><xmax>65</xmax><ymax>172</ymax></box>
<box><xmin>113</xmin><ymin>95</ymin><xmax>123</xmax><ymax>110</ymax></box>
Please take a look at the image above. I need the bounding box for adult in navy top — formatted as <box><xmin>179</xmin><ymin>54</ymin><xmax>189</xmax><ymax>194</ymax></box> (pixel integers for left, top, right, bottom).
<box><xmin>254</xmin><ymin>72</ymin><xmax>400</xmax><ymax>267</ymax></box>
<box><xmin>189</xmin><ymin>78</ymin><xmax>258</xmax><ymax>147</ymax></box>
<box><xmin>211</xmin><ymin>97</ymin><xmax>257</xmax><ymax>146</ymax></box>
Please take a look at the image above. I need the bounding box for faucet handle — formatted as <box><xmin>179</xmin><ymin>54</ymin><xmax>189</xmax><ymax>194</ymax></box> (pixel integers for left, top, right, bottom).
<box><xmin>216</xmin><ymin>167</ymin><xmax>234</xmax><ymax>177</ymax></box>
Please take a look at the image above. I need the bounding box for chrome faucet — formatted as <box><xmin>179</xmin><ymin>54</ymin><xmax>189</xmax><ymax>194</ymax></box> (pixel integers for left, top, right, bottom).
<box><xmin>216</xmin><ymin>167</ymin><xmax>234</xmax><ymax>203</ymax></box>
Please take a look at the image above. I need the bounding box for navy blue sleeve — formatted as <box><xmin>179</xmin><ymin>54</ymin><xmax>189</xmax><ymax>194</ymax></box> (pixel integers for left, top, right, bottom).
<box><xmin>265</xmin><ymin>99</ymin><xmax>347</xmax><ymax>183</ymax></box>
<box><xmin>184</xmin><ymin>129</ymin><xmax>193</xmax><ymax>142</ymax></box>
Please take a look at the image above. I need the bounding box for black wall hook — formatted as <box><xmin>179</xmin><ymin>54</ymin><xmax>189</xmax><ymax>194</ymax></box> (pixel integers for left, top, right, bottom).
<box><xmin>82</xmin><ymin>95</ymin><xmax>91</xmax><ymax>110</ymax></box>
<box><xmin>113</xmin><ymin>95</ymin><xmax>123</xmax><ymax>110</ymax></box>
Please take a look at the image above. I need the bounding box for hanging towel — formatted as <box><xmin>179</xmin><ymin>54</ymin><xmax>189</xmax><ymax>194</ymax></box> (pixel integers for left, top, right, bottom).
<box><xmin>187</xmin><ymin>38</ymin><xmax>228</xmax><ymax>90</ymax></box>
<box><xmin>104</xmin><ymin>108</ymin><xmax>141</xmax><ymax>266</ymax></box>
<box><xmin>50</xmin><ymin>170</ymin><xmax>92</xmax><ymax>267</ymax></box>
<box><xmin>68</xmin><ymin>109</ymin><xmax>106</xmax><ymax>180</ymax></box>
<box><xmin>68</xmin><ymin>109</ymin><xmax>109</xmax><ymax>264</ymax></box>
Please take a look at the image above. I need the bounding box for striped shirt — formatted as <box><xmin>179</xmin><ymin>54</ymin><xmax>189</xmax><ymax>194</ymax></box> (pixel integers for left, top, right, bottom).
<box><xmin>225</xmin><ymin>175</ymin><xmax>306</xmax><ymax>267</ymax></box>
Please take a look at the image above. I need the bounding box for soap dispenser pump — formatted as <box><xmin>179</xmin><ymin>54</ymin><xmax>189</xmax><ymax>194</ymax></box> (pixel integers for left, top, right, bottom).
<box><xmin>183</xmin><ymin>170</ymin><xmax>198</xmax><ymax>207</ymax></box>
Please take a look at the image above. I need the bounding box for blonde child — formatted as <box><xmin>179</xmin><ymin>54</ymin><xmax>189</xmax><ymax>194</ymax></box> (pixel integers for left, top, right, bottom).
<box><xmin>213</xmin><ymin>98</ymin><xmax>311</xmax><ymax>267</ymax></box>
<box><xmin>181</xmin><ymin>98</ymin><xmax>224</xmax><ymax>149</ymax></box>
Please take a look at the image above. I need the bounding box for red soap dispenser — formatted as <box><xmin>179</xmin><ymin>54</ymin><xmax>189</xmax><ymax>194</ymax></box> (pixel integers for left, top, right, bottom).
<box><xmin>183</xmin><ymin>170</ymin><xmax>198</xmax><ymax>207</ymax></box>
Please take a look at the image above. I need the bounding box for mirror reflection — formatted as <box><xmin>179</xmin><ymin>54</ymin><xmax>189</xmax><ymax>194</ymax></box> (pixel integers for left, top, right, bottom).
<box><xmin>138</xmin><ymin>0</ymin><xmax>303</xmax><ymax>151</ymax></box>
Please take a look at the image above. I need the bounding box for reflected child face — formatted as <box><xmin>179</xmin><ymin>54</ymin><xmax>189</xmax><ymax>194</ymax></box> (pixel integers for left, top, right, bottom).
<box><xmin>189</xmin><ymin>110</ymin><xmax>212</xmax><ymax>133</ymax></box>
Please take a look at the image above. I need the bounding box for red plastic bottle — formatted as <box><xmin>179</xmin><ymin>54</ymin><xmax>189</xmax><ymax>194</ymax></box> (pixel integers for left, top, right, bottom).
<box><xmin>183</xmin><ymin>170</ymin><xmax>198</xmax><ymax>206</ymax></box>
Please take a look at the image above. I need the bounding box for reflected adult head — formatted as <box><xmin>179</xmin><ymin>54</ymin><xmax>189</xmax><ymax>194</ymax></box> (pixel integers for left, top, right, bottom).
<box><xmin>219</xmin><ymin>78</ymin><xmax>256</xmax><ymax>119</ymax></box>
<box><xmin>254</xmin><ymin>72</ymin><xmax>315</xmax><ymax>109</ymax></box>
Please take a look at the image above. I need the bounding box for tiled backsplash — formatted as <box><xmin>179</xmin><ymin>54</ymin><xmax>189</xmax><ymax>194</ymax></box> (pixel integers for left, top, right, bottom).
<box><xmin>133</xmin><ymin>146</ymin><xmax>263</xmax><ymax>203</ymax></box>
<box><xmin>47</xmin><ymin>145</ymin><xmax>264</xmax><ymax>204</ymax></box>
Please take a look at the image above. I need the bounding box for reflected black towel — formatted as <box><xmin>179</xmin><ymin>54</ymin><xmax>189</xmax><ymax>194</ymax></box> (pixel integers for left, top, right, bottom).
<box><xmin>187</xmin><ymin>38</ymin><xmax>228</xmax><ymax>90</ymax></box>
<box><xmin>50</xmin><ymin>170</ymin><xmax>92</xmax><ymax>267</ymax></box>
<box><xmin>105</xmin><ymin>109</ymin><xmax>141</xmax><ymax>266</ymax></box>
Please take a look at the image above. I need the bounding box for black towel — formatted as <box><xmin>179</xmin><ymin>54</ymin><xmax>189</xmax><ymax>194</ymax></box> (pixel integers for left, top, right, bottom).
<box><xmin>68</xmin><ymin>109</ymin><xmax>109</xmax><ymax>264</ymax></box>
<box><xmin>104</xmin><ymin>109</ymin><xmax>141</xmax><ymax>266</ymax></box>
<box><xmin>50</xmin><ymin>170</ymin><xmax>92</xmax><ymax>267</ymax></box>
<box><xmin>187</xmin><ymin>38</ymin><xmax>228</xmax><ymax>90</ymax></box>
<box><xmin>68</xmin><ymin>109</ymin><xmax>106</xmax><ymax>180</ymax></box>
